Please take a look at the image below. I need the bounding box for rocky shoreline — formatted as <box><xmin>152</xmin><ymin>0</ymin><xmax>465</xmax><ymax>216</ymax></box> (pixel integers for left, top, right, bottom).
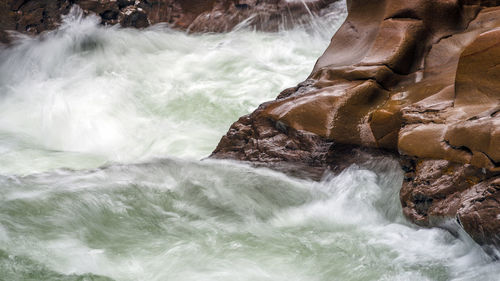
<box><xmin>1</xmin><ymin>0</ymin><xmax>499</xmax><ymax>252</ymax></box>
<box><xmin>211</xmin><ymin>0</ymin><xmax>500</xmax><ymax>251</ymax></box>
<box><xmin>0</xmin><ymin>0</ymin><xmax>338</xmax><ymax>43</ymax></box>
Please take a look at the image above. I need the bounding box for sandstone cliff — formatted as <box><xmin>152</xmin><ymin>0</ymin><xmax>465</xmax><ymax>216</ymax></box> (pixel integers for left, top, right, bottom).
<box><xmin>0</xmin><ymin>0</ymin><xmax>338</xmax><ymax>43</ymax></box>
<box><xmin>212</xmin><ymin>0</ymin><xmax>500</xmax><ymax>251</ymax></box>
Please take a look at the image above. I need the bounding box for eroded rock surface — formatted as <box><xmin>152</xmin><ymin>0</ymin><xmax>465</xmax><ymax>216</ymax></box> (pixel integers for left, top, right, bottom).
<box><xmin>0</xmin><ymin>0</ymin><xmax>338</xmax><ymax>43</ymax></box>
<box><xmin>212</xmin><ymin>0</ymin><xmax>500</xmax><ymax>249</ymax></box>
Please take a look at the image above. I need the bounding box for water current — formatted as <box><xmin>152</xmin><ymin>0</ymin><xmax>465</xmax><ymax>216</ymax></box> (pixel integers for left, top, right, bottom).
<box><xmin>0</xmin><ymin>2</ymin><xmax>499</xmax><ymax>281</ymax></box>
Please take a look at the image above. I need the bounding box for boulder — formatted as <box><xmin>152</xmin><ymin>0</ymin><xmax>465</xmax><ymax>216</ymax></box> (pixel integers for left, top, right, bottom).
<box><xmin>212</xmin><ymin>0</ymin><xmax>500</xmax><ymax>249</ymax></box>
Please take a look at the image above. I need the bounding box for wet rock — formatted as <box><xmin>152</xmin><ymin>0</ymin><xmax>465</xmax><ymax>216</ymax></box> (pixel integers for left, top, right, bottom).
<box><xmin>212</xmin><ymin>0</ymin><xmax>500</xmax><ymax>249</ymax></box>
<box><xmin>0</xmin><ymin>0</ymin><xmax>340</xmax><ymax>44</ymax></box>
<box><xmin>458</xmin><ymin>177</ymin><xmax>500</xmax><ymax>248</ymax></box>
<box><xmin>0</xmin><ymin>0</ymin><xmax>72</xmax><ymax>43</ymax></box>
<box><xmin>400</xmin><ymin>160</ymin><xmax>490</xmax><ymax>226</ymax></box>
<box><xmin>186</xmin><ymin>0</ymin><xmax>337</xmax><ymax>33</ymax></box>
<box><xmin>119</xmin><ymin>6</ymin><xmax>149</xmax><ymax>28</ymax></box>
<box><xmin>211</xmin><ymin>103</ymin><xmax>334</xmax><ymax>180</ymax></box>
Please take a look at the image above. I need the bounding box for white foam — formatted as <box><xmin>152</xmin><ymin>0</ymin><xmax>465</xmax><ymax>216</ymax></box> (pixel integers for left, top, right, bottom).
<box><xmin>0</xmin><ymin>5</ymin><xmax>346</xmax><ymax>175</ymax></box>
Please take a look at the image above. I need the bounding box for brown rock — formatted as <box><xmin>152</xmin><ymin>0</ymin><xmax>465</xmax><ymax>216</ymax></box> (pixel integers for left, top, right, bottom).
<box><xmin>212</xmin><ymin>0</ymin><xmax>500</xmax><ymax>249</ymax></box>
<box><xmin>458</xmin><ymin>178</ymin><xmax>500</xmax><ymax>248</ymax></box>
<box><xmin>0</xmin><ymin>0</ymin><xmax>72</xmax><ymax>43</ymax></box>
<box><xmin>400</xmin><ymin>160</ymin><xmax>488</xmax><ymax>225</ymax></box>
<box><xmin>0</xmin><ymin>0</ymin><xmax>340</xmax><ymax>44</ymax></box>
<box><xmin>186</xmin><ymin>0</ymin><xmax>339</xmax><ymax>33</ymax></box>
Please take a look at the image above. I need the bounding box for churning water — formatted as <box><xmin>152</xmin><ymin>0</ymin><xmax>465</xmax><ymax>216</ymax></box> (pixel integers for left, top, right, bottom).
<box><xmin>0</xmin><ymin>3</ymin><xmax>499</xmax><ymax>281</ymax></box>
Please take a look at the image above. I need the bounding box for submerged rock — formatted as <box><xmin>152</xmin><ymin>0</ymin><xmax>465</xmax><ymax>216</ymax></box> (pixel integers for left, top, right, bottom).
<box><xmin>212</xmin><ymin>0</ymin><xmax>500</xmax><ymax>250</ymax></box>
<box><xmin>0</xmin><ymin>0</ymin><xmax>339</xmax><ymax>43</ymax></box>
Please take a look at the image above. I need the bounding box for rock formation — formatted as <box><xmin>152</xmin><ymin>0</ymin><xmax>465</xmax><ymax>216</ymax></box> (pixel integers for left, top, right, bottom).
<box><xmin>0</xmin><ymin>0</ymin><xmax>338</xmax><ymax>43</ymax></box>
<box><xmin>212</xmin><ymin>0</ymin><xmax>500</xmax><ymax>250</ymax></box>
<box><xmin>1</xmin><ymin>0</ymin><xmax>498</xmax><ymax>253</ymax></box>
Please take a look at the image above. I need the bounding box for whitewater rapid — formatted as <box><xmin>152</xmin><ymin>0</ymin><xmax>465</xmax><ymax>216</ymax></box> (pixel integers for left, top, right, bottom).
<box><xmin>0</xmin><ymin>4</ymin><xmax>344</xmax><ymax>175</ymax></box>
<box><xmin>0</xmin><ymin>3</ymin><xmax>499</xmax><ymax>281</ymax></box>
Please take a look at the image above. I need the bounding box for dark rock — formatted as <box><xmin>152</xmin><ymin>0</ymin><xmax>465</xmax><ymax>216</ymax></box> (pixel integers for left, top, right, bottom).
<box><xmin>212</xmin><ymin>0</ymin><xmax>500</xmax><ymax>249</ymax></box>
<box><xmin>458</xmin><ymin>177</ymin><xmax>500</xmax><ymax>248</ymax></box>
<box><xmin>119</xmin><ymin>6</ymin><xmax>149</xmax><ymax>28</ymax></box>
<box><xmin>0</xmin><ymin>0</ymin><xmax>340</xmax><ymax>44</ymax></box>
<box><xmin>0</xmin><ymin>0</ymin><xmax>71</xmax><ymax>43</ymax></box>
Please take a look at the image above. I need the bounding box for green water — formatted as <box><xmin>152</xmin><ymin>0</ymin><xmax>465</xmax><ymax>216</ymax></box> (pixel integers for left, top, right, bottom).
<box><xmin>0</xmin><ymin>4</ymin><xmax>498</xmax><ymax>281</ymax></box>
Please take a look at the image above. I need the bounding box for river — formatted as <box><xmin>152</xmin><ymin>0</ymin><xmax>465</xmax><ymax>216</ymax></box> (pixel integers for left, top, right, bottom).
<box><xmin>0</xmin><ymin>2</ymin><xmax>498</xmax><ymax>281</ymax></box>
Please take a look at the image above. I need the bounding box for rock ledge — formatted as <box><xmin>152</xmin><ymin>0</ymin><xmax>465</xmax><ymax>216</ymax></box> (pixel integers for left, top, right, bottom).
<box><xmin>212</xmin><ymin>0</ymin><xmax>500</xmax><ymax>250</ymax></box>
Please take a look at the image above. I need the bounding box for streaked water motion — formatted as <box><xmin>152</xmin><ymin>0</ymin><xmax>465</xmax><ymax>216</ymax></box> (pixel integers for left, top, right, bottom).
<box><xmin>0</xmin><ymin>2</ymin><xmax>499</xmax><ymax>281</ymax></box>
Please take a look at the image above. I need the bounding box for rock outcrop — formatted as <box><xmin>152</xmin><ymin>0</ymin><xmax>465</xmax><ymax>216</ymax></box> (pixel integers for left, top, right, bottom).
<box><xmin>0</xmin><ymin>0</ymin><xmax>338</xmax><ymax>43</ymax></box>
<box><xmin>2</xmin><ymin>0</ymin><xmax>498</xmax><ymax>253</ymax></box>
<box><xmin>212</xmin><ymin>0</ymin><xmax>500</xmax><ymax>250</ymax></box>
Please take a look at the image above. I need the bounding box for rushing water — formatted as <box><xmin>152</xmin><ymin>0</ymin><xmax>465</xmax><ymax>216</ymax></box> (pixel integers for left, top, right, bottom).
<box><xmin>0</xmin><ymin>3</ymin><xmax>499</xmax><ymax>281</ymax></box>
